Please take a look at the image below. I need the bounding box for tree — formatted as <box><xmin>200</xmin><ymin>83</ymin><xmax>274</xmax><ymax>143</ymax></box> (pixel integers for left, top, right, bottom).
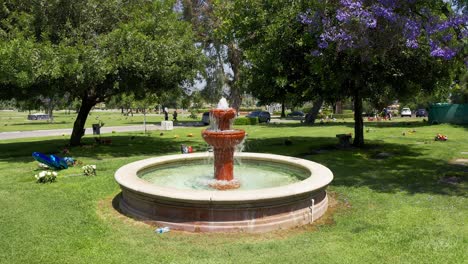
<box><xmin>299</xmin><ymin>0</ymin><xmax>467</xmax><ymax>146</ymax></box>
<box><xmin>450</xmin><ymin>70</ymin><xmax>468</xmax><ymax>103</ymax></box>
<box><xmin>0</xmin><ymin>1</ymin><xmax>202</xmax><ymax>146</ymax></box>
<box><xmin>213</xmin><ymin>0</ymin><xmax>347</xmax><ymax>124</ymax></box>
<box><xmin>180</xmin><ymin>0</ymin><xmax>247</xmax><ymax>111</ymax></box>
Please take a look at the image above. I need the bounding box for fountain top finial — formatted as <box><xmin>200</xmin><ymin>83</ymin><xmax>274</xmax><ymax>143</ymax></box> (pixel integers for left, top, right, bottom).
<box><xmin>217</xmin><ymin>97</ymin><xmax>229</xmax><ymax>110</ymax></box>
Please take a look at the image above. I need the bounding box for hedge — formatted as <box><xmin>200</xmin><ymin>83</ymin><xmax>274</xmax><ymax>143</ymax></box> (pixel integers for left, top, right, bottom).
<box><xmin>234</xmin><ymin>117</ymin><xmax>258</xmax><ymax>125</ymax></box>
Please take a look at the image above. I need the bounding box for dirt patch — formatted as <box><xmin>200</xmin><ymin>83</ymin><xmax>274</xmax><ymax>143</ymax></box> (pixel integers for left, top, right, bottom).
<box><xmin>97</xmin><ymin>193</ymin><xmax>154</xmax><ymax>229</ymax></box>
<box><xmin>96</xmin><ymin>192</ymin><xmax>350</xmax><ymax>242</ymax></box>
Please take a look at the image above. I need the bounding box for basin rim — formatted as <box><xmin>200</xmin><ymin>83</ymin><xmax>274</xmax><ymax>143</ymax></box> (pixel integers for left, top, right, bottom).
<box><xmin>115</xmin><ymin>152</ymin><xmax>333</xmax><ymax>204</ymax></box>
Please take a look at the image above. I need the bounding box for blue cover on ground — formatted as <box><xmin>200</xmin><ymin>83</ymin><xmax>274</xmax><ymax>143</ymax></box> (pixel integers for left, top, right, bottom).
<box><xmin>32</xmin><ymin>152</ymin><xmax>68</xmax><ymax>170</ymax></box>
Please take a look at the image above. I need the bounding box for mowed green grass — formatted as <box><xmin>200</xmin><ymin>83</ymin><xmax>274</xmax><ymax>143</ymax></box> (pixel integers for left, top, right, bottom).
<box><xmin>0</xmin><ymin>121</ymin><xmax>466</xmax><ymax>263</ymax></box>
<box><xmin>0</xmin><ymin>110</ymin><xmax>199</xmax><ymax>132</ymax></box>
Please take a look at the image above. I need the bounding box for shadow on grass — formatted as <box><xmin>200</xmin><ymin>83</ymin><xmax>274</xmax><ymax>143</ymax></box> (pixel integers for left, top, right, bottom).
<box><xmin>0</xmin><ymin>133</ymin><xmax>465</xmax><ymax>197</ymax></box>
<box><xmin>0</xmin><ymin>134</ymin><xmax>207</xmax><ymax>162</ymax></box>
<box><xmin>266</xmin><ymin>120</ymin><xmax>434</xmax><ymax>129</ymax></box>
<box><xmin>245</xmin><ymin>137</ymin><xmax>466</xmax><ymax>197</ymax></box>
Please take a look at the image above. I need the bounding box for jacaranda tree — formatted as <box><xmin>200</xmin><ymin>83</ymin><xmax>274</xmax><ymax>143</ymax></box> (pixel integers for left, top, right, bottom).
<box><xmin>299</xmin><ymin>0</ymin><xmax>467</xmax><ymax>146</ymax></box>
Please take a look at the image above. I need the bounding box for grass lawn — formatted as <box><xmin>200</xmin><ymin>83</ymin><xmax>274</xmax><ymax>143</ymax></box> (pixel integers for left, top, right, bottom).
<box><xmin>0</xmin><ymin>121</ymin><xmax>466</xmax><ymax>263</ymax></box>
<box><xmin>0</xmin><ymin>110</ymin><xmax>200</xmax><ymax>132</ymax></box>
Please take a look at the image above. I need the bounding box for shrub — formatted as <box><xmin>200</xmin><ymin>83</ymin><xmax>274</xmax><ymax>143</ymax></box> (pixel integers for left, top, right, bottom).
<box><xmin>188</xmin><ymin>111</ymin><xmax>198</xmax><ymax>119</ymax></box>
<box><xmin>331</xmin><ymin>113</ymin><xmax>354</xmax><ymax>119</ymax></box>
<box><xmin>35</xmin><ymin>171</ymin><xmax>57</xmax><ymax>183</ymax></box>
<box><xmin>234</xmin><ymin>117</ymin><xmax>258</xmax><ymax>125</ymax></box>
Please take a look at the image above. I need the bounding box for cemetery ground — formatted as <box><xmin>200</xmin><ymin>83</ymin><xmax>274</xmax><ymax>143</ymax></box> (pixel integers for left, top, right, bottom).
<box><xmin>0</xmin><ymin>120</ymin><xmax>466</xmax><ymax>263</ymax></box>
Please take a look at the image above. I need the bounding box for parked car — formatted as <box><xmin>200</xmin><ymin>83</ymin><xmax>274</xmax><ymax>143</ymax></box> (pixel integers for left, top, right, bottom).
<box><xmin>287</xmin><ymin>111</ymin><xmax>305</xmax><ymax>118</ymax></box>
<box><xmin>415</xmin><ymin>109</ymin><xmax>427</xmax><ymax>117</ymax></box>
<box><xmin>201</xmin><ymin>112</ymin><xmax>210</xmax><ymax>125</ymax></box>
<box><xmin>246</xmin><ymin>111</ymin><xmax>271</xmax><ymax>123</ymax></box>
<box><xmin>400</xmin><ymin>107</ymin><xmax>412</xmax><ymax>117</ymax></box>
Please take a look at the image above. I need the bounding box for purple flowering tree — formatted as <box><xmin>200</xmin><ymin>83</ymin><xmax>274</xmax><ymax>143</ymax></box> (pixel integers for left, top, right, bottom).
<box><xmin>300</xmin><ymin>0</ymin><xmax>467</xmax><ymax>146</ymax></box>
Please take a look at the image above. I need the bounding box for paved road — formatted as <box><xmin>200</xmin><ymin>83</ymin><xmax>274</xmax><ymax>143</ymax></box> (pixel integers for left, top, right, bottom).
<box><xmin>0</xmin><ymin>118</ymin><xmax>300</xmax><ymax>141</ymax></box>
<box><xmin>0</xmin><ymin>124</ymin><xmax>167</xmax><ymax>141</ymax></box>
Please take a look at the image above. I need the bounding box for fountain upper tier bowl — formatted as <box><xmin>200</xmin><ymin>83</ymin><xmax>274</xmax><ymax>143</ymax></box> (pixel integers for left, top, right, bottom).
<box><xmin>208</xmin><ymin>108</ymin><xmax>237</xmax><ymax>130</ymax></box>
<box><xmin>201</xmin><ymin>130</ymin><xmax>245</xmax><ymax>148</ymax></box>
<box><xmin>115</xmin><ymin>152</ymin><xmax>333</xmax><ymax>233</ymax></box>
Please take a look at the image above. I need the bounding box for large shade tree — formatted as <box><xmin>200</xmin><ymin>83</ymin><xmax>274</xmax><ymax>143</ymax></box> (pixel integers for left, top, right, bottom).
<box><xmin>0</xmin><ymin>0</ymin><xmax>202</xmax><ymax>146</ymax></box>
<box><xmin>298</xmin><ymin>0</ymin><xmax>467</xmax><ymax>146</ymax></box>
<box><xmin>219</xmin><ymin>0</ymin><xmax>337</xmax><ymax>121</ymax></box>
<box><xmin>180</xmin><ymin>0</ymin><xmax>245</xmax><ymax>110</ymax></box>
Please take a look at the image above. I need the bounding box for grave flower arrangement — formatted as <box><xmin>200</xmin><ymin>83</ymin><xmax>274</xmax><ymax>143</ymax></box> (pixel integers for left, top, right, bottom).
<box><xmin>35</xmin><ymin>171</ymin><xmax>57</xmax><ymax>183</ymax></box>
<box><xmin>82</xmin><ymin>165</ymin><xmax>97</xmax><ymax>176</ymax></box>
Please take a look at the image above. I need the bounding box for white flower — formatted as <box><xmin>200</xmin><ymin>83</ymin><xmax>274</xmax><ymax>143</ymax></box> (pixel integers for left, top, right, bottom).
<box><xmin>47</xmin><ymin>171</ymin><xmax>52</xmax><ymax>176</ymax></box>
<box><xmin>39</xmin><ymin>171</ymin><xmax>46</xmax><ymax>177</ymax></box>
<box><xmin>34</xmin><ymin>174</ymin><xmax>39</xmax><ymax>179</ymax></box>
<box><xmin>91</xmin><ymin>165</ymin><xmax>96</xmax><ymax>169</ymax></box>
<box><xmin>52</xmin><ymin>172</ymin><xmax>58</xmax><ymax>176</ymax></box>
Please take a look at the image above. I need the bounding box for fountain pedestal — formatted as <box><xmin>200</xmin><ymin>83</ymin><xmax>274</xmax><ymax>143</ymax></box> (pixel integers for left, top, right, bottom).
<box><xmin>202</xmin><ymin>108</ymin><xmax>245</xmax><ymax>190</ymax></box>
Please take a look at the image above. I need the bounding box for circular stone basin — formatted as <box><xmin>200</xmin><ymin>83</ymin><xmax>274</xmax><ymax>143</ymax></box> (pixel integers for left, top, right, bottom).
<box><xmin>115</xmin><ymin>152</ymin><xmax>333</xmax><ymax>233</ymax></box>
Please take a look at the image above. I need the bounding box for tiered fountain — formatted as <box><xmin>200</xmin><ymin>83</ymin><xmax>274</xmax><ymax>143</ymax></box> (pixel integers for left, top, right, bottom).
<box><xmin>115</xmin><ymin>98</ymin><xmax>333</xmax><ymax>233</ymax></box>
<box><xmin>201</xmin><ymin>98</ymin><xmax>245</xmax><ymax>190</ymax></box>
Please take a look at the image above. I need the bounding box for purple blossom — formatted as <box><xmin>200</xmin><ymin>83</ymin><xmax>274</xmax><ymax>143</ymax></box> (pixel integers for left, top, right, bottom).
<box><xmin>405</xmin><ymin>39</ymin><xmax>418</xmax><ymax>48</ymax></box>
<box><xmin>336</xmin><ymin>9</ymin><xmax>351</xmax><ymax>22</ymax></box>
<box><xmin>403</xmin><ymin>19</ymin><xmax>421</xmax><ymax>49</ymax></box>
<box><xmin>449</xmin><ymin>15</ymin><xmax>468</xmax><ymax>27</ymax></box>
<box><xmin>442</xmin><ymin>34</ymin><xmax>452</xmax><ymax>42</ymax></box>
<box><xmin>378</xmin><ymin>0</ymin><xmax>398</xmax><ymax>9</ymax></box>
<box><xmin>298</xmin><ymin>11</ymin><xmax>313</xmax><ymax>24</ymax></box>
<box><xmin>372</xmin><ymin>5</ymin><xmax>397</xmax><ymax>22</ymax></box>
<box><xmin>318</xmin><ymin>40</ymin><xmax>329</xmax><ymax>49</ymax></box>
<box><xmin>311</xmin><ymin>50</ymin><xmax>322</xmax><ymax>57</ymax></box>
<box><xmin>429</xmin><ymin>41</ymin><xmax>457</xmax><ymax>60</ymax></box>
<box><xmin>340</xmin><ymin>0</ymin><xmax>362</xmax><ymax>10</ymax></box>
<box><xmin>299</xmin><ymin>1</ymin><xmax>464</xmax><ymax>63</ymax></box>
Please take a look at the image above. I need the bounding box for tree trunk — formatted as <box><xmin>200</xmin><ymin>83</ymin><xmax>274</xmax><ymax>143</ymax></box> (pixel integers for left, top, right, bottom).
<box><xmin>227</xmin><ymin>43</ymin><xmax>242</xmax><ymax>112</ymax></box>
<box><xmin>353</xmin><ymin>91</ymin><xmax>364</xmax><ymax>147</ymax></box>
<box><xmin>143</xmin><ymin>109</ymin><xmax>147</xmax><ymax>134</ymax></box>
<box><xmin>70</xmin><ymin>94</ymin><xmax>96</xmax><ymax>146</ymax></box>
<box><xmin>46</xmin><ymin>99</ymin><xmax>55</xmax><ymax>123</ymax></box>
<box><xmin>305</xmin><ymin>98</ymin><xmax>323</xmax><ymax>125</ymax></box>
<box><xmin>335</xmin><ymin>101</ymin><xmax>343</xmax><ymax>114</ymax></box>
<box><xmin>281</xmin><ymin>100</ymin><xmax>286</xmax><ymax>118</ymax></box>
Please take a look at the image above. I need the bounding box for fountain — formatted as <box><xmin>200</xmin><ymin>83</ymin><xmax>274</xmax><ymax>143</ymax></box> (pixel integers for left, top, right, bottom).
<box><xmin>201</xmin><ymin>98</ymin><xmax>245</xmax><ymax>190</ymax></box>
<box><xmin>115</xmin><ymin>98</ymin><xmax>333</xmax><ymax>233</ymax></box>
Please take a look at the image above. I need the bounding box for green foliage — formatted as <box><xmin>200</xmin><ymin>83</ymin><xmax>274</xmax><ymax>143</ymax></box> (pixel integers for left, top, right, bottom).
<box><xmin>0</xmin><ymin>0</ymin><xmax>204</xmax><ymax>145</ymax></box>
<box><xmin>450</xmin><ymin>71</ymin><xmax>468</xmax><ymax>104</ymax></box>
<box><xmin>234</xmin><ymin>117</ymin><xmax>257</xmax><ymax>125</ymax></box>
<box><xmin>330</xmin><ymin>113</ymin><xmax>354</xmax><ymax>119</ymax></box>
<box><xmin>188</xmin><ymin>111</ymin><xmax>198</xmax><ymax>119</ymax></box>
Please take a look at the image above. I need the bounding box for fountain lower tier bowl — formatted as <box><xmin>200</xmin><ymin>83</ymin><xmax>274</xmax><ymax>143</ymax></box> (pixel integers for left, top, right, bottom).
<box><xmin>209</xmin><ymin>108</ymin><xmax>237</xmax><ymax>130</ymax></box>
<box><xmin>201</xmin><ymin>129</ymin><xmax>245</xmax><ymax>148</ymax></box>
<box><xmin>115</xmin><ymin>152</ymin><xmax>333</xmax><ymax>233</ymax></box>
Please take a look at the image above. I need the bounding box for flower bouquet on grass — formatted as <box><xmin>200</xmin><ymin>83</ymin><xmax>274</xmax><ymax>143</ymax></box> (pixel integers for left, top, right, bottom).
<box><xmin>82</xmin><ymin>165</ymin><xmax>97</xmax><ymax>176</ymax></box>
<box><xmin>35</xmin><ymin>171</ymin><xmax>57</xmax><ymax>183</ymax></box>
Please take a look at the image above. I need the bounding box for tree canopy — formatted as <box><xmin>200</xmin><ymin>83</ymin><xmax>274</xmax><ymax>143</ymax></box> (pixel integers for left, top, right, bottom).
<box><xmin>0</xmin><ymin>0</ymin><xmax>202</xmax><ymax>145</ymax></box>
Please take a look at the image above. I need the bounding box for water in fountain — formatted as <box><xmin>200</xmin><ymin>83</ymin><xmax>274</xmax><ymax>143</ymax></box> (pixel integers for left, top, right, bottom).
<box><xmin>139</xmin><ymin>160</ymin><xmax>308</xmax><ymax>190</ymax></box>
<box><xmin>217</xmin><ymin>97</ymin><xmax>229</xmax><ymax>109</ymax></box>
